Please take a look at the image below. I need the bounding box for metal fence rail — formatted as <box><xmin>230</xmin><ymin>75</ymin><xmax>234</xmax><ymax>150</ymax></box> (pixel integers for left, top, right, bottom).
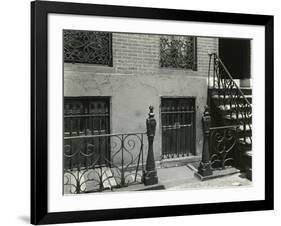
<box><xmin>209</xmin><ymin>125</ymin><xmax>239</xmax><ymax>169</ymax></box>
<box><xmin>198</xmin><ymin>107</ymin><xmax>240</xmax><ymax>177</ymax></box>
<box><xmin>209</xmin><ymin>53</ymin><xmax>252</xmax><ymax>145</ymax></box>
<box><xmin>64</xmin><ymin>132</ymin><xmax>146</xmax><ymax>194</ymax></box>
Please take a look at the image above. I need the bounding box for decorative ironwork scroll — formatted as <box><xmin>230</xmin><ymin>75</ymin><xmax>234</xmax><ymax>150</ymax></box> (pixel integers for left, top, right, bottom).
<box><xmin>209</xmin><ymin>125</ymin><xmax>239</xmax><ymax>169</ymax></box>
<box><xmin>208</xmin><ymin>53</ymin><xmax>252</xmax><ymax>146</ymax></box>
<box><xmin>160</xmin><ymin>35</ymin><xmax>197</xmax><ymax>70</ymax></box>
<box><xmin>63</xmin><ymin>30</ymin><xmax>112</xmax><ymax>65</ymax></box>
<box><xmin>64</xmin><ymin>132</ymin><xmax>146</xmax><ymax>194</ymax></box>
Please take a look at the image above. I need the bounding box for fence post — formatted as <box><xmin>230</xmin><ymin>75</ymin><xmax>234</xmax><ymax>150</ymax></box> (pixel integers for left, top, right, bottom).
<box><xmin>197</xmin><ymin>106</ymin><xmax>213</xmax><ymax>177</ymax></box>
<box><xmin>143</xmin><ymin>106</ymin><xmax>158</xmax><ymax>186</ymax></box>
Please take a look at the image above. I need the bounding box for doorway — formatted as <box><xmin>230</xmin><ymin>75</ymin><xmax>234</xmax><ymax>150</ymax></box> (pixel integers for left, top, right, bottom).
<box><xmin>219</xmin><ymin>38</ymin><xmax>251</xmax><ymax>80</ymax></box>
<box><xmin>161</xmin><ymin>97</ymin><xmax>196</xmax><ymax>159</ymax></box>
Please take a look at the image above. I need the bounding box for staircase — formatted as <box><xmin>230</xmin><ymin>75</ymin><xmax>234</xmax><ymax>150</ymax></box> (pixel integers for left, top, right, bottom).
<box><xmin>208</xmin><ymin>53</ymin><xmax>252</xmax><ymax>180</ymax></box>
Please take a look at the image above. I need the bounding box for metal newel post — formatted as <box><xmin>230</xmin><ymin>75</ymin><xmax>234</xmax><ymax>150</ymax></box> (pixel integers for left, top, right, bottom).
<box><xmin>143</xmin><ymin>106</ymin><xmax>158</xmax><ymax>186</ymax></box>
<box><xmin>198</xmin><ymin>106</ymin><xmax>213</xmax><ymax>177</ymax></box>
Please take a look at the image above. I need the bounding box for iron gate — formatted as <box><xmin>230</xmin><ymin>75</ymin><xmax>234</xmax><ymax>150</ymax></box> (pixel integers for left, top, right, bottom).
<box><xmin>161</xmin><ymin>98</ymin><xmax>196</xmax><ymax>159</ymax></box>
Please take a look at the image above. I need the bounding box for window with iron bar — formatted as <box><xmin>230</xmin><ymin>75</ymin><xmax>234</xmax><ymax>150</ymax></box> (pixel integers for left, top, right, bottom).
<box><xmin>63</xmin><ymin>30</ymin><xmax>112</xmax><ymax>66</ymax></box>
<box><xmin>64</xmin><ymin>97</ymin><xmax>110</xmax><ymax>137</ymax></box>
<box><xmin>160</xmin><ymin>35</ymin><xmax>197</xmax><ymax>70</ymax></box>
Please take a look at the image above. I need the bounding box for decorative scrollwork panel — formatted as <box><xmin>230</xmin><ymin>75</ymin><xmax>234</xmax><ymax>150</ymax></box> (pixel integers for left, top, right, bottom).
<box><xmin>211</xmin><ymin>54</ymin><xmax>252</xmax><ymax>145</ymax></box>
<box><xmin>210</xmin><ymin>126</ymin><xmax>238</xmax><ymax>169</ymax></box>
<box><xmin>63</xmin><ymin>132</ymin><xmax>146</xmax><ymax>194</ymax></box>
<box><xmin>63</xmin><ymin>30</ymin><xmax>112</xmax><ymax>65</ymax></box>
<box><xmin>160</xmin><ymin>35</ymin><xmax>197</xmax><ymax>70</ymax></box>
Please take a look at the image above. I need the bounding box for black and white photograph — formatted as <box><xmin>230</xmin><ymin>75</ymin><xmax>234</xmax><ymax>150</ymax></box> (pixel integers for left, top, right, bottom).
<box><xmin>63</xmin><ymin>30</ymin><xmax>253</xmax><ymax>194</ymax></box>
<box><xmin>28</xmin><ymin>1</ymin><xmax>274</xmax><ymax>224</ymax></box>
<box><xmin>0</xmin><ymin>0</ymin><xmax>277</xmax><ymax>225</ymax></box>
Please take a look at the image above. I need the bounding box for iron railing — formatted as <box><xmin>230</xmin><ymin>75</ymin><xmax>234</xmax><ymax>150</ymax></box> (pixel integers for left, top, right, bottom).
<box><xmin>208</xmin><ymin>53</ymin><xmax>252</xmax><ymax>145</ymax></box>
<box><xmin>64</xmin><ymin>132</ymin><xmax>146</xmax><ymax>194</ymax></box>
<box><xmin>209</xmin><ymin>125</ymin><xmax>239</xmax><ymax>169</ymax></box>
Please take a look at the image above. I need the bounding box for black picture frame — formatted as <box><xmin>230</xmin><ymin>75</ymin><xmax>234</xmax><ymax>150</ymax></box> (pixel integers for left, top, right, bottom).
<box><xmin>31</xmin><ymin>1</ymin><xmax>274</xmax><ymax>224</ymax></box>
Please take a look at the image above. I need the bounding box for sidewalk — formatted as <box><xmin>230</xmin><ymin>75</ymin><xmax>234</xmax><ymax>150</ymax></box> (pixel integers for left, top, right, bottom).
<box><xmin>114</xmin><ymin>165</ymin><xmax>251</xmax><ymax>193</ymax></box>
<box><xmin>157</xmin><ymin>165</ymin><xmax>251</xmax><ymax>191</ymax></box>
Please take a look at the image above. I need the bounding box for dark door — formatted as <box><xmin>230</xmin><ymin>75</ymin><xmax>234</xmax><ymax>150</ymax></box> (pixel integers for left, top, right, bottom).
<box><xmin>64</xmin><ymin>97</ymin><xmax>110</xmax><ymax>168</ymax></box>
<box><xmin>161</xmin><ymin>98</ymin><xmax>196</xmax><ymax>159</ymax></box>
<box><xmin>219</xmin><ymin>38</ymin><xmax>251</xmax><ymax>79</ymax></box>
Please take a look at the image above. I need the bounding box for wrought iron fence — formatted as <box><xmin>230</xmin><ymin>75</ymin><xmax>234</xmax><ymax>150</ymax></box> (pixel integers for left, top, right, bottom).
<box><xmin>64</xmin><ymin>132</ymin><xmax>146</xmax><ymax>194</ymax></box>
<box><xmin>198</xmin><ymin>53</ymin><xmax>250</xmax><ymax>176</ymax></box>
<box><xmin>208</xmin><ymin>53</ymin><xmax>252</xmax><ymax>145</ymax></box>
<box><xmin>209</xmin><ymin>125</ymin><xmax>239</xmax><ymax>169</ymax></box>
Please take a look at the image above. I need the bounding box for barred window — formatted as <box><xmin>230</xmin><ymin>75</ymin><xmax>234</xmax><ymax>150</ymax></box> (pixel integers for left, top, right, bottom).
<box><xmin>64</xmin><ymin>98</ymin><xmax>110</xmax><ymax>136</ymax></box>
<box><xmin>63</xmin><ymin>30</ymin><xmax>112</xmax><ymax>66</ymax></box>
<box><xmin>63</xmin><ymin>97</ymin><xmax>110</xmax><ymax>169</ymax></box>
<box><xmin>160</xmin><ymin>35</ymin><xmax>197</xmax><ymax>70</ymax></box>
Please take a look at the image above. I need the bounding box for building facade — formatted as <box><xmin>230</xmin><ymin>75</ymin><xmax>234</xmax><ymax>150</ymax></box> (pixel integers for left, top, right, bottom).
<box><xmin>64</xmin><ymin>31</ymin><xmax>219</xmax><ymax>167</ymax></box>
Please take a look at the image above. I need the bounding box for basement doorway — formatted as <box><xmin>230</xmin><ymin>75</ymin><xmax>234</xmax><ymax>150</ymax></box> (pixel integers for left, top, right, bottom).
<box><xmin>161</xmin><ymin>97</ymin><xmax>196</xmax><ymax>159</ymax></box>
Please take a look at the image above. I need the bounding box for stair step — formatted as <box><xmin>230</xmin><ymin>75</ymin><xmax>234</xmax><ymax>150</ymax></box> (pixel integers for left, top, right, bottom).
<box><xmin>238</xmin><ymin>124</ymin><xmax>251</xmax><ymax>131</ymax></box>
<box><xmin>212</xmin><ymin>94</ymin><xmax>252</xmax><ymax>99</ymax></box>
<box><xmin>244</xmin><ymin>150</ymin><xmax>252</xmax><ymax>157</ymax></box>
<box><xmin>218</xmin><ymin>104</ymin><xmax>251</xmax><ymax>111</ymax></box>
<box><xmin>240</xmin><ymin>87</ymin><xmax>252</xmax><ymax>95</ymax></box>
<box><xmin>234</xmin><ymin>125</ymin><xmax>252</xmax><ymax>138</ymax></box>
<box><xmin>239</xmin><ymin>137</ymin><xmax>252</xmax><ymax>145</ymax></box>
<box><xmin>212</xmin><ymin>95</ymin><xmax>252</xmax><ymax>104</ymax></box>
<box><xmin>230</xmin><ymin>125</ymin><xmax>251</xmax><ymax>134</ymax></box>
<box><xmin>210</xmin><ymin>87</ymin><xmax>252</xmax><ymax>157</ymax></box>
<box><xmin>224</xmin><ymin>113</ymin><xmax>251</xmax><ymax>120</ymax></box>
<box><xmin>212</xmin><ymin>87</ymin><xmax>252</xmax><ymax>95</ymax></box>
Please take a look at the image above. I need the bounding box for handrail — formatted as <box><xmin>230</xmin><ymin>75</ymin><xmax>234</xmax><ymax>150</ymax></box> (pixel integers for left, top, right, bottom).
<box><xmin>211</xmin><ymin>52</ymin><xmax>251</xmax><ymax>106</ymax></box>
<box><xmin>64</xmin><ymin>131</ymin><xmax>147</xmax><ymax>140</ymax></box>
<box><xmin>207</xmin><ymin>52</ymin><xmax>252</xmax><ymax>145</ymax></box>
<box><xmin>209</xmin><ymin>125</ymin><xmax>239</xmax><ymax>131</ymax></box>
<box><xmin>207</xmin><ymin>52</ymin><xmax>212</xmax><ymax>106</ymax></box>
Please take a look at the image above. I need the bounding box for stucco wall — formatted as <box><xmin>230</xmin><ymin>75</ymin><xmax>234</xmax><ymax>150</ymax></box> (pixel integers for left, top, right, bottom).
<box><xmin>64</xmin><ymin>33</ymin><xmax>218</xmax><ymax>162</ymax></box>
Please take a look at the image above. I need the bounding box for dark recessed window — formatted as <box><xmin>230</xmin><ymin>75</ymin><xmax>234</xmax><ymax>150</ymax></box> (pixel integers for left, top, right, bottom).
<box><xmin>64</xmin><ymin>97</ymin><xmax>110</xmax><ymax>136</ymax></box>
<box><xmin>160</xmin><ymin>35</ymin><xmax>197</xmax><ymax>70</ymax></box>
<box><xmin>63</xmin><ymin>30</ymin><xmax>112</xmax><ymax>66</ymax></box>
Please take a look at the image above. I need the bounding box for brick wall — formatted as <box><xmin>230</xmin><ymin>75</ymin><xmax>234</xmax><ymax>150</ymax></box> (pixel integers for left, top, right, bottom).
<box><xmin>113</xmin><ymin>33</ymin><xmax>159</xmax><ymax>74</ymax></box>
<box><xmin>111</xmin><ymin>33</ymin><xmax>218</xmax><ymax>77</ymax></box>
<box><xmin>197</xmin><ymin>37</ymin><xmax>219</xmax><ymax>75</ymax></box>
